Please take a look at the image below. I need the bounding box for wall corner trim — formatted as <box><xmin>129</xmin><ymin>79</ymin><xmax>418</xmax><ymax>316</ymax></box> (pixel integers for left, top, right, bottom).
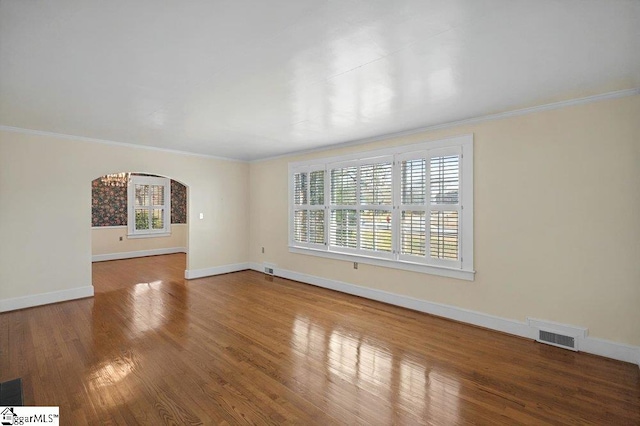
<box><xmin>185</xmin><ymin>262</ymin><xmax>250</xmax><ymax>279</ymax></box>
<box><xmin>0</xmin><ymin>286</ymin><xmax>94</xmax><ymax>313</ymax></box>
<box><xmin>92</xmin><ymin>247</ymin><xmax>187</xmax><ymax>262</ymax></box>
<box><xmin>248</xmin><ymin>264</ymin><xmax>640</xmax><ymax>366</ymax></box>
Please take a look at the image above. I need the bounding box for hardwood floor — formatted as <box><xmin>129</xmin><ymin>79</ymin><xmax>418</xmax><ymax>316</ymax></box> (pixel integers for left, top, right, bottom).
<box><xmin>1</xmin><ymin>254</ymin><xmax>638</xmax><ymax>425</ymax></box>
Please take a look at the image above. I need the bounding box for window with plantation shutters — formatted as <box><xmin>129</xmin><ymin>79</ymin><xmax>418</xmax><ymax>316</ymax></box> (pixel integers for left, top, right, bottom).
<box><xmin>292</xmin><ymin>169</ymin><xmax>326</xmax><ymax>248</ymax></box>
<box><xmin>428</xmin><ymin>152</ymin><xmax>460</xmax><ymax>265</ymax></box>
<box><xmin>128</xmin><ymin>176</ymin><xmax>171</xmax><ymax>237</ymax></box>
<box><xmin>329</xmin><ymin>166</ymin><xmax>356</xmax><ymax>248</ymax></box>
<box><xmin>358</xmin><ymin>160</ymin><xmax>393</xmax><ymax>255</ymax></box>
<box><xmin>399</xmin><ymin>157</ymin><xmax>427</xmax><ymax>257</ymax></box>
<box><xmin>289</xmin><ymin>134</ymin><xmax>473</xmax><ymax>280</ymax></box>
<box><xmin>328</xmin><ymin>158</ymin><xmax>393</xmax><ymax>256</ymax></box>
<box><xmin>398</xmin><ymin>148</ymin><xmax>462</xmax><ymax>268</ymax></box>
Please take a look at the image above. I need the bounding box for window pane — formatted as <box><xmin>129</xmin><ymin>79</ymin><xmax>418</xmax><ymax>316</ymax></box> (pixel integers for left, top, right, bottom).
<box><xmin>135</xmin><ymin>209</ymin><xmax>149</xmax><ymax>230</ymax></box>
<box><xmin>135</xmin><ymin>185</ymin><xmax>149</xmax><ymax>206</ymax></box>
<box><xmin>401</xmin><ymin>159</ymin><xmax>426</xmax><ymax>204</ymax></box>
<box><xmin>430</xmin><ymin>211</ymin><xmax>458</xmax><ymax>260</ymax></box>
<box><xmin>430</xmin><ymin>156</ymin><xmax>459</xmax><ymax>204</ymax></box>
<box><xmin>310</xmin><ymin>170</ymin><xmax>324</xmax><ymax>205</ymax></box>
<box><xmin>330</xmin><ymin>209</ymin><xmax>357</xmax><ymax>248</ymax></box>
<box><xmin>360</xmin><ymin>162</ymin><xmax>392</xmax><ymax>205</ymax></box>
<box><xmin>401</xmin><ymin>210</ymin><xmax>425</xmax><ymax>256</ymax></box>
<box><xmin>294</xmin><ymin>210</ymin><xmax>308</xmax><ymax>243</ymax></box>
<box><xmin>360</xmin><ymin>210</ymin><xmax>392</xmax><ymax>252</ymax></box>
<box><xmin>151</xmin><ymin>209</ymin><xmax>164</xmax><ymax>230</ymax></box>
<box><xmin>294</xmin><ymin>172</ymin><xmax>308</xmax><ymax>205</ymax></box>
<box><xmin>330</xmin><ymin>167</ymin><xmax>357</xmax><ymax>205</ymax></box>
<box><xmin>309</xmin><ymin>210</ymin><xmax>325</xmax><ymax>244</ymax></box>
<box><xmin>151</xmin><ymin>185</ymin><xmax>164</xmax><ymax>206</ymax></box>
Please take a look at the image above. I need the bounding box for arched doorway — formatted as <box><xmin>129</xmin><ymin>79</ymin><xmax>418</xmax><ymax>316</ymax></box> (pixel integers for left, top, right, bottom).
<box><xmin>90</xmin><ymin>172</ymin><xmax>189</xmax><ymax>289</ymax></box>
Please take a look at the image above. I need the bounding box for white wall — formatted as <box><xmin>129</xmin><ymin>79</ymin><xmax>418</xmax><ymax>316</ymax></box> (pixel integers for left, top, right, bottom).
<box><xmin>0</xmin><ymin>131</ymin><xmax>249</xmax><ymax>304</ymax></box>
<box><xmin>92</xmin><ymin>224</ymin><xmax>188</xmax><ymax>258</ymax></box>
<box><xmin>249</xmin><ymin>95</ymin><xmax>640</xmax><ymax>348</ymax></box>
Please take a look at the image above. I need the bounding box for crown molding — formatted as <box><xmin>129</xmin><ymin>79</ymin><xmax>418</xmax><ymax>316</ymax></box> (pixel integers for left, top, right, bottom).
<box><xmin>0</xmin><ymin>125</ymin><xmax>246</xmax><ymax>163</ymax></box>
<box><xmin>1</xmin><ymin>88</ymin><xmax>637</xmax><ymax>164</ymax></box>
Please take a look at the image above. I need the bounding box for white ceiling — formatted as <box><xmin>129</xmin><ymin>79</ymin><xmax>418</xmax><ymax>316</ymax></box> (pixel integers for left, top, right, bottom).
<box><xmin>1</xmin><ymin>1</ymin><xmax>639</xmax><ymax>161</ymax></box>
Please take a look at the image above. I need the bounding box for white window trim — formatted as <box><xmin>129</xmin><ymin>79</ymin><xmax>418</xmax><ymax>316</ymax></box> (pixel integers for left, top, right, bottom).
<box><xmin>127</xmin><ymin>176</ymin><xmax>172</xmax><ymax>238</ymax></box>
<box><xmin>288</xmin><ymin>134</ymin><xmax>474</xmax><ymax>281</ymax></box>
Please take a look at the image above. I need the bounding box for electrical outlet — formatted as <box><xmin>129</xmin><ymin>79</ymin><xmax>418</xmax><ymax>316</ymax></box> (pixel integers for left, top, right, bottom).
<box><xmin>261</xmin><ymin>247</ymin><xmax>265</xmax><ymax>254</ymax></box>
<box><xmin>353</xmin><ymin>262</ymin><xmax>358</xmax><ymax>270</ymax></box>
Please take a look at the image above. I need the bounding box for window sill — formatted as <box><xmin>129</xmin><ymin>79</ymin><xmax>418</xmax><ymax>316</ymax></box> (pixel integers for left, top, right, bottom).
<box><xmin>128</xmin><ymin>232</ymin><xmax>171</xmax><ymax>239</ymax></box>
<box><xmin>289</xmin><ymin>246</ymin><xmax>475</xmax><ymax>281</ymax></box>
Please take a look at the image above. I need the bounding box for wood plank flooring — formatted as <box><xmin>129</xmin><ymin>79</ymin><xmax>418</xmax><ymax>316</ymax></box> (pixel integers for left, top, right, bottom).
<box><xmin>1</xmin><ymin>254</ymin><xmax>638</xmax><ymax>424</ymax></box>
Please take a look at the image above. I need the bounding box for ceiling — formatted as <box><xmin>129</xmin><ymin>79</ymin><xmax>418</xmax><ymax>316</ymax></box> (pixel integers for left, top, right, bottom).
<box><xmin>1</xmin><ymin>1</ymin><xmax>639</xmax><ymax>161</ymax></box>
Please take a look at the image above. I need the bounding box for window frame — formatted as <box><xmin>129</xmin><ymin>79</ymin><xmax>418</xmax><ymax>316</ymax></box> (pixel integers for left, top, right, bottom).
<box><xmin>288</xmin><ymin>134</ymin><xmax>474</xmax><ymax>281</ymax></box>
<box><xmin>127</xmin><ymin>175</ymin><xmax>172</xmax><ymax>238</ymax></box>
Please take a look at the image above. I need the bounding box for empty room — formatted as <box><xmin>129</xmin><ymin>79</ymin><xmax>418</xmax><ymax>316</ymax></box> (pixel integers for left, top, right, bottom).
<box><xmin>1</xmin><ymin>1</ymin><xmax>639</xmax><ymax>424</ymax></box>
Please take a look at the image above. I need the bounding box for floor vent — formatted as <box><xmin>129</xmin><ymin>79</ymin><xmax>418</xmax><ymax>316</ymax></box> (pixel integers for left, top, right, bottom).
<box><xmin>538</xmin><ymin>330</ymin><xmax>576</xmax><ymax>351</ymax></box>
<box><xmin>263</xmin><ymin>263</ymin><xmax>275</xmax><ymax>276</ymax></box>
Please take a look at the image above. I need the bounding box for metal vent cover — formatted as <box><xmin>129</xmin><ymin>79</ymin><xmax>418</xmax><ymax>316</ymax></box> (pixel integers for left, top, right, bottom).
<box><xmin>538</xmin><ymin>330</ymin><xmax>577</xmax><ymax>351</ymax></box>
<box><xmin>264</xmin><ymin>267</ymin><xmax>274</xmax><ymax>276</ymax></box>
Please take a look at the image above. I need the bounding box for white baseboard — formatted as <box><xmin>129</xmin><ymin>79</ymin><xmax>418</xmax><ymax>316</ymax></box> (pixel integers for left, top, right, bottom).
<box><xmin>92</xmin><ymin>247</ymin><xmax>187</xmax><ymax>262</ymax></box>
<box><xmin>580</xmin><ymin>337</ymin><xmax>640</xmax><ymax>366</ymax></box>
<box><xmin>185</xmin><ymin>262</ymin><xmax>250</xmax><ymax>279</ymax></box>
<box><xmin>0</xmin><ymin>286</ymin><xmax>94</xmax><ymax>312</ymax></box>
<box><xmin>248</xmin><ymin>263</ymin><xmax>640</xmax><ymax>367</ymax></box>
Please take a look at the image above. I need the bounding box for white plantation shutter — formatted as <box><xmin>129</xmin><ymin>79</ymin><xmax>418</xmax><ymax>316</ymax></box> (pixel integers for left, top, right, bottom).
<box><xmin>360</xmin><ymin>210</ymin><xmax>392</xmax><ymax>252</ymax></box>
<box><xmin>328</xmin><ymin>157</ymin><xmax>393</xmax><ymax>257</ymax></box>
<box><xmin>128</xmin><ymin>176</ymin><xmax>171</xmax><ymax>236</ymax></box>
<box><xmin>291</xmin><ymin>169</ymin><xmax>326</xmax><ymax>247</ymax></box>
<box><xmin>294</xmin><ymin>172</ymin><xmax>308</xmax><ymax>205</ymax></box>
<box><xmin>358</xmin><ymin>159</ymin><xmax>393</xmax><ymax>256</ymax></box>
<box><xmin>360</xmin><ymin>162</ymin><xmax>392</xmax><ymax>205</ymax></box>
<box><xmin>293</xmin><ymin>209</ymin><xmax>308</xmax><ymax>243</ymax></box>
<box><xmin>397</xmin><ymin>148</ymin><xmax>461</xmax><ymax>267</ymax></box>
<box><xmin>150</xmin><ymin>185</ymin><xmax>165</xmax><ymax>230</ymax></box>
<box><xmin>293</xmin><ymin>171</ymin><xmax>308</xmax><ymax>243</ymax></box>
<box><xmin>309</xmin><ymin>170</ymin><xmax>324</xmax><ymax>205</ymax></box>
<box><xmin>330</xmin><ymin>166</ymin><xmax>357</xmax><ymax>205</ymax></box>
<box><xmin>427</xmin><ymin>150</ymin><xmax>461</xmax><ymax>267</ymax></box>
<box><xmin>399</xmin><ymin>158</ymin><xmax>427</xmax><ymax>258</ymax></box>
<box><xmin>329</xmin><ymin>209</ymin><xmax>357</xmax><ymax>248</ymax></box>
<box><xmin>400</xmin><ymin>210</ymin><xmax>425</xmax><ymax>256</ymax></box>
<box><xmin>289</xmin><ymin>135</ymin><xmax>473</xmax><ymax>279</ymax></box>
<box><xmin>329</xmin><ymin>165</ymin><xmax>357</xmax><ymax>250</ymax></box>
<box><xmin>308</xmin><ymin>210</ymin><xmax>325</xmax><ymax>244</ymax></box>
<box><xmin>429</xmin><ymin>210</ymin><xmax>458</xmax><ymax>260</ymax></box>
<box><xmin>308</xmin><ymin>170</ymin><xmax>326</xmax><ymax>245</ymax></box>
<box><xmin>430</xmin><ymin>155</ymin><xmax>459</xmax><ymax>205</ymax></box>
